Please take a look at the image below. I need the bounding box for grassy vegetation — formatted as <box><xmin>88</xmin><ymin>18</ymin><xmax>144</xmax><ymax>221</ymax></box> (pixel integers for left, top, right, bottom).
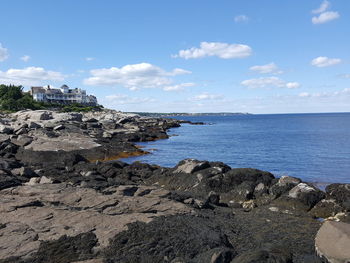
<box><xmin>0</xmin><ymin>84</ymin><xmax>102</xmax><ymax>113</ymax></box>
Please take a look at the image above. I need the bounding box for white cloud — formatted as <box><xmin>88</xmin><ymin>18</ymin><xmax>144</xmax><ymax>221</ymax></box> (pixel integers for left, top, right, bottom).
<box><xmin>84</xmin><ymin>62</ymin><xmax>192</xmax><ymax>90</ymax></box>
<box><xmin>312</xmin><ymin>0</ymin><xmax>330</xmax><ymax>14</ymax></box>
<box><xmin>249</xmin><ymin>62</ymin><xmax>283</xmax><ymax>74</ymax></box>
<box><xmin>20</xmin><ymin>55</ymin><xmax>31</xmax><ymax>62</ymax></box>
<box><xmin>0</xmin><ymin>67</ymin><xmax>65</xmax><ymax>86</ymax></box>
<box><xmin>311</xmin><ymin>56</ymin><xmax>341</xmax><ymax>67</ymax></box>
<box><xmin>105</xmin><ymin>94</ymin><xmax>155</xmax><ymax>105</ymax></box>
<box><xmin>85</xmin><ymin>57</ymin><xmax>95</xmax><ymax>61</ymax></box>
<box><xmin>312</xmin><ymin>11</ymin><xmax>339</xmax><ymax>24</ymax></box>
<box><xmin>163</xmin><ymin>82</ymin><xmax>195</xmax><ymax>92</ymax></box>
<box><xmin>174</xmin><ymin>42</ymin><xmax>252</xmax><ymax>59</ymax></box>
<box><xmin>241</xmin><ymin>77</ymin><xmax>300</xmax><ymax>89</ymax></box>
<box><xmin>0</xmin><ymin>43</ymin><xmax>9</xmax><ymax>62</ymax></box>
<box><xmin>192</xmin><ymin>92</ymin><xmax>224</xmax><ymax>101</ymax></box>
<box><xmin>299</xmin><ymin>88</ymin><xmax>350</xmax><ymax>98</ymax></box>
<box><xmin>234</xmin><ymin>15</ymin><xmax>249</xmax><ymax>23</ymax></box>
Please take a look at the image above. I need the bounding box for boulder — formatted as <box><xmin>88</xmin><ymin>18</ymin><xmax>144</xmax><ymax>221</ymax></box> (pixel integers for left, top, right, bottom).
<box><xmin>11</xmin><ymin>135</ymin><xmax>33</xmax><ymax>147</ymax></box>
<box><xmin>315</xmin><ymin>221</ymin><xmax>350</xmax><ymax>263</ymax></box>
<box><xmin>0</xmin><ymin>125</ymin><xmax>14</xmax><ymax>134</ymax></box>
<box><xmin>28</xmin><ymin>121</ymin><xmax>42</xmax><ymax>129</ymax></box>
<box><xmin>270</xmin><ymin>176</ymin><xmax>301</xmax><ymax>197</ymax></box>
<box><xmin>309</xmin><ymin>199</ymin><xmax>343</xmax><ymax>219</ymax></box>
<box><xmin>52</xmin><ymin>112</ymin><xmax>83</xmax><ymax>122</ymax></box>
<box><xmin>288</xmin><ymin>183</ymin><xmax>325</xmax><ymax>208</ymax></box>
<box><xmin>326</xmin><ymin>184</ymin><xmax>350</xmax><ymax>211</ymax></box>
<box><xmin>174</xmin><ymin>159</ymin><xmax>210</xmax><ymax>174</ymax></box>
<box><xmin>11</xmin><ymin>167</ymin><xmax>37</xmax><ymax>178</ymax></box>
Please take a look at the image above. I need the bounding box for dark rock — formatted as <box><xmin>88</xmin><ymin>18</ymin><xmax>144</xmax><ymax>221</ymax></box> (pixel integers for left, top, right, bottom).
<box><xmin>220</xmin><ymin>181</ymin><xmax>255</xmax><ymax>205</ymax></box>
<box><xmin>103</xmin><ymin>215</ymin><xmax>234</xmax><ymax>263</ymax></box>
<box><xmin>207</xmin><ymin>191</ymin><xmax>220</xmax><ymax>205</ymax></box>
<box><xmin>325</xmin><ymin>183</ymin><xmax>350</xmax><ymax>210</ymax></box>
<box><xmin>11</xmin><ymin>167</ymin><xmax>37</xmax><ymax>178</ymax></box>
<box><xmin>28</xmin><ymin>122</ymin><xmax>41</xmax><ymax>129</ymax></box>
<box><xmin>270</xmin><ymin>176</ymin><xmax>302</xmax><ymax>198</ymax></box>
<box><xmin>0</xmin><ymin>171</ymin><xmax>22</xmax><ymax>190</ymax></box>
<box><xmin>28</xmin><ymin>232</ymin><xmax>98</xmax><ymax>263</ymax></box>
<box><xmin>309</xmin><ymin>199</ymin><xmax>343</xmax><ymax>219</ymax></box>
<box><xmin>231</xmin><ymin>247</ymin><xmax>293</xmax><ymax>263</ymax></box>
<box><xmin>14</xmin><ymin>128</ymin><xmax>28</xmax><ymax>135</ymax></box>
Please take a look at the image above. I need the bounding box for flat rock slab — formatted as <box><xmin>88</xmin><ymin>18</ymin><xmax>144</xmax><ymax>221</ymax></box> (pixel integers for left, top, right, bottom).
<box><xmin>24</xmin><ymin>134</ymin><xmax>101</xmax><ymax>151</ymax></box>
<box><xmin>0</xmin><ymin>183</ymin><xmax>192</xmax><ymax>261</ymax></box>
<box><xmin>315</xmin><ymin>221</ymin><xmax>350</xmax><ymax>263</ymax></box>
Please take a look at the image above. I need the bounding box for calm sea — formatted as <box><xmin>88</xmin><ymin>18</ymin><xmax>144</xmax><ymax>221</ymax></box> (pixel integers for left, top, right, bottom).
<box><xmin>122</xmin><ymin>113</ymin><xmax>350</xmax><ymax>184</ymax></box>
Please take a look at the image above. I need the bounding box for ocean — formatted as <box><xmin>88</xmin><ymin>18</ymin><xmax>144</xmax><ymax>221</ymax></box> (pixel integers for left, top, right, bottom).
<box><xmin>122</xmin><ymin>113</ymin><xmax>350</xmax><ymax>184</ymax></box>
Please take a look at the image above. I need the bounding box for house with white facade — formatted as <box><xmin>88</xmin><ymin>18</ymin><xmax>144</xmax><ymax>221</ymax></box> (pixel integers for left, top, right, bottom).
<box><xmin>31</xmin><ymin>85</ymin><xmax>98</xmax><ymax>106</ymax></box>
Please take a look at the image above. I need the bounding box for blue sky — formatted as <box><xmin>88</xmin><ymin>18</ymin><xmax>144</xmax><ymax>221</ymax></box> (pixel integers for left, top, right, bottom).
<box><xmin>0</xmin><ymin>0</ymin><xmax>349</xmax><ymax>113</ymax></box>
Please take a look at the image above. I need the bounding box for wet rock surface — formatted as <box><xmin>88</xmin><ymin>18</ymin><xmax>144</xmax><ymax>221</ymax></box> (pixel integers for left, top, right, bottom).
<box><xmin>0</xmin><ymin>110</ymin><xmax>349</xmax><ymax>262</ymax></box>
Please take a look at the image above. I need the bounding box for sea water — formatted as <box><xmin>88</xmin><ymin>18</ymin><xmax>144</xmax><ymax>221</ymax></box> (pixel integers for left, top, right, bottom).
<box><xmin>122</xmin><ymin>113</ymin><xmax>350</xmax><ymax>184</ymax></box>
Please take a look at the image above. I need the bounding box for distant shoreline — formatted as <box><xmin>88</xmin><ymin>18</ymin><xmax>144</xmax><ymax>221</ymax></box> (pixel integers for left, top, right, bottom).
<box><xmin>128</xmin><ymin>112</ymin><xmax>251</xmax><ymax>117</ymax></box>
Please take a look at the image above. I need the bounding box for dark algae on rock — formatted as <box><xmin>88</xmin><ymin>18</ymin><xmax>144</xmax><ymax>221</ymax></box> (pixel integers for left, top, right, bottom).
<box><xmin>0</xmin><ymin>110</ymin><xmax>349</xmax><ymax>263</ymax></box>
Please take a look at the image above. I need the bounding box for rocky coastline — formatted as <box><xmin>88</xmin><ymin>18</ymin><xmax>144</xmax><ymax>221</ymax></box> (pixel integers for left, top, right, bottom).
<box><xmin>0</xmin><ymin>110</ymin><xmax>349</xmax><ymax>263</ymax></box>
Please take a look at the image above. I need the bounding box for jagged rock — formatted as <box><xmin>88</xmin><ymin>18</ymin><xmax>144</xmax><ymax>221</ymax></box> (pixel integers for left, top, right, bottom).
<box><xmin>174</xmin><ymin>159</ymin><xmax>210</xmax><ymax>174</ymax></box>
<box><xmin>315</xmin><ymin>221</ymin><xmax>350</xmax><ymax>263</ymax></box>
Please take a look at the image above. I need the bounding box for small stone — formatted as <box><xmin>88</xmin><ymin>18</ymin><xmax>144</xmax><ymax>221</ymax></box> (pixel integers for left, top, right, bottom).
<box><xmin>39</xmin><ymin>176</ymin><xmax>53</xmax><ymax>184</ymax></box>
<box><xmin>26</xmin><ymin>177</ymin><xmax>41</xmax><ymax>186</ymax></box>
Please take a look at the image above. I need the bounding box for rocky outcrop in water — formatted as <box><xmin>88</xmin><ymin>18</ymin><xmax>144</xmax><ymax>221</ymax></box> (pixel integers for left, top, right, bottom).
<box><xmin>0</xmin><ymin>110</ymin><xmax>349</xmax><ymax>263</ymax></box>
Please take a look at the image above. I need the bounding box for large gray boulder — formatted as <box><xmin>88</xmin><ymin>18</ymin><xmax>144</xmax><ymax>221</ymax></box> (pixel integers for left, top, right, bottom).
<box><xmin>174</xmin><ymin>159</ymin><xmax>210</xmax><ymax>174</ymax></box>
<box><xmin>315</xmin><ymin>221</ymin><xmax>350</xmax><ymax>263</ymax></box>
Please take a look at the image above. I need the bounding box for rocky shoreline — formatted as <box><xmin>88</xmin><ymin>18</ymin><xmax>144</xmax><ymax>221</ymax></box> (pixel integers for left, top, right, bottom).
<box><xmin>0</xmin><ymin>110</ymin><xmax>349</xmax><ymax>263</ymax></box>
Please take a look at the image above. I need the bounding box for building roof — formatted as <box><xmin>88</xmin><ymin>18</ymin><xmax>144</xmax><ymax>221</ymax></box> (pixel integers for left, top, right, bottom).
<box><xmin>31</xmin><ymin>86</ymin><xmax>46</xmax><ymax>93</ymax></box>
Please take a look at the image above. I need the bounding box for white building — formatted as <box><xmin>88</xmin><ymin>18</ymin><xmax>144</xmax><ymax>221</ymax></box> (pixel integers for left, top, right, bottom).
<box><xmin>31</xmin><ymin>85</ymin><xmax>98</xmax><ymax>105</ymax></box>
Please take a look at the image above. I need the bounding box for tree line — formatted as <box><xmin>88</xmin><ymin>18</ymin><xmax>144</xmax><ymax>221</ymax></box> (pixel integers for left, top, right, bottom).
<box><xmin>0</xmin><ymin>84</ymin><xmax>102</xmax><ymax>112</ymax></box>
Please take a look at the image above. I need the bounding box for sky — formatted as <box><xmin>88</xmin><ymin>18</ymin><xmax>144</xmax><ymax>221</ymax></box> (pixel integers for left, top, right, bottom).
<box><xmin>0</xmin><ymin>0</ymin><xmax>349</xmax><ymax>114</ymax></box>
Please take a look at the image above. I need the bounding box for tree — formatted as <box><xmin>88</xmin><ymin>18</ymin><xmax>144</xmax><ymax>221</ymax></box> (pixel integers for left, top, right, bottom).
<box><xmin>0</xmin><ymin>84</ymin><xmax>40</xmax><ymax>111</ymax></box>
